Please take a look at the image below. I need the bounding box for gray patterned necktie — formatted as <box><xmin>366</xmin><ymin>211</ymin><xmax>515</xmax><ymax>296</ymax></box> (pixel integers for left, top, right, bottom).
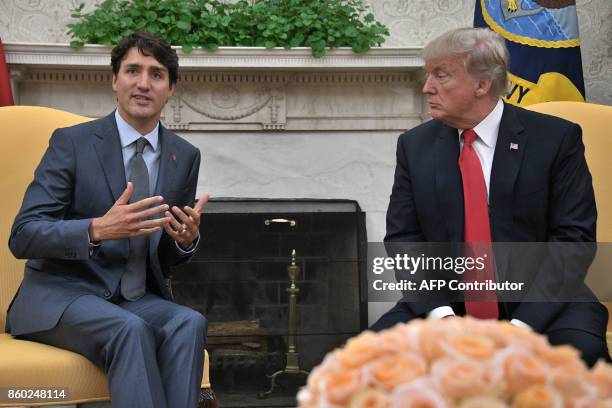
<box><xmin>121</xmin><ymin>137</ymin><xmax>149</xmax><ymax>300</ymax></box>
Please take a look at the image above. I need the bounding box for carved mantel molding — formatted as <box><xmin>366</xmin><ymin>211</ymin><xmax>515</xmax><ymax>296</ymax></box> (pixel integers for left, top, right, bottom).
<box><xmin>4</xmin><ymin>43</ymin><xmax>423</xmax><ymax>70</ymax></box>
<box><xmin>4</xmin><ymin>43</ymin><xmax>426</xmax><ymax>131</ymax></box>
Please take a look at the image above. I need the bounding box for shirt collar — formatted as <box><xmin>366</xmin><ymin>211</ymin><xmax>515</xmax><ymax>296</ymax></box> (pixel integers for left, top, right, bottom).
<box><xmin>114</xmin><ymin>110</ymin><xmax>159</xmax><ymax>151</ymax></box>
<box><xmin>459</xmin><ymin>98</ymin><xmax>504</xmax><ymax>148</ymax></box>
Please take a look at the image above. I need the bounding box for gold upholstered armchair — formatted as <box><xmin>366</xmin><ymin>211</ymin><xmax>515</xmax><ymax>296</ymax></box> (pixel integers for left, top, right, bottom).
<box><xmin>527</xmin><ymin>101</ymin><xmax>612</xmax><ymax>354</ymax></box>
<box><xmin>0</xmin><ymin>106</ymin><xmax>216</xmax><ymax>407</ymax></box>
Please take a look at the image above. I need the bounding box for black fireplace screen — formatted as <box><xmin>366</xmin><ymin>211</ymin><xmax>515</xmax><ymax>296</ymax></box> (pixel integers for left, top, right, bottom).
<box><xmin>171</xmin><ymin>199</ymin><xmax>367</xmax><ymax>402</ymax></box>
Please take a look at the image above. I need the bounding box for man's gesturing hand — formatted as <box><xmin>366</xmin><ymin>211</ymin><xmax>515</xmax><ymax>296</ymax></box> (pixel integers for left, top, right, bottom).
<box><xmin>89</xmin><ymin>182</ymin><xmax>172</xmax><ymax>242</ymax></box>
<box><xmin>163</xmin><ymin>193</ymin><xmax>209</xmax><ymax>250</ymax></box>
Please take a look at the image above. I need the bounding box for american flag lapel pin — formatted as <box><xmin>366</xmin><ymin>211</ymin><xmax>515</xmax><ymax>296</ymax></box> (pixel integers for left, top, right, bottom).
<box><xmin>510</xmin><ymin>142</ymin><xmax>519</xmax><ymax>151</ymax></box>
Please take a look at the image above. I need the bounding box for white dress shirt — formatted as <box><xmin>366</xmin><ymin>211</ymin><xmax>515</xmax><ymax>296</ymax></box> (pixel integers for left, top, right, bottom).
<box><xmin>458</xmin><ymin>98</ymin><xmax>503</xmax><ymax>200</ymax></box>
<box><xmin>116</xmin><ymin>110</ymin><xmax>161</xmax><ymax>196</ymax></box>
<box><xmin>427</xmin><ymin>99</ymin><xmax>529</xmax><ymax>330</ymax></box>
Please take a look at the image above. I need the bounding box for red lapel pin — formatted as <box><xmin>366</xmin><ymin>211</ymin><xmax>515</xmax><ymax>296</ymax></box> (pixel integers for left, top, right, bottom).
<box><xmin>171</xmin><ymin>154</ymin><xmax>176</xmax><ymax>161</ymax></box>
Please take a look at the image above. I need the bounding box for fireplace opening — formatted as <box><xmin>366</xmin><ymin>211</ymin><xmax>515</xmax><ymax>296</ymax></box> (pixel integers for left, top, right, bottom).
<box><xmin>172</xmin><ymin>199</ymin><xmax>367</xmax><ymax>407</ymax></box>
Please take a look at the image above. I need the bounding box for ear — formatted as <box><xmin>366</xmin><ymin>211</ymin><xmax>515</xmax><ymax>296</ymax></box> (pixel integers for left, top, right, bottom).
<box><xmin>475</xmin><ymin>78</ymin><xmax>493</xmax><ymax>97</ymax></box>
<box><xmin>111</xmin><ymin>74</ymin><xmax>118</xmax><ymax>92</ymax></box>
<box><xmin>168</xmin><ymin>82</ymin><xmax>175</xmax><ymax>97</ymax></box>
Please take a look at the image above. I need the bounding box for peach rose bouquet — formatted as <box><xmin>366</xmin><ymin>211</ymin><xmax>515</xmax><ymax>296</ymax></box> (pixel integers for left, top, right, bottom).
<box><xmin>297</xmin><ymin>317</ymin><xmax>612</xmax><ymax>408</ymax></box>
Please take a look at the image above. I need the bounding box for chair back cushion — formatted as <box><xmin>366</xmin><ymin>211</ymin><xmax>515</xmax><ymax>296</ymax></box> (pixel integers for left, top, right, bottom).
<box><xmin>527</xmin><ymin>101</ymin><xmax>612</xmax><ymax>333</ymax></box>
<box><xmin>527</xmin><ymin>102</ymin><xmax>612</xmax><ymax>240</ymax></box>
<box><xmin>0</xmin><ymin>106</ymin><xmax>91</xmax><ymax>332</ymax></box>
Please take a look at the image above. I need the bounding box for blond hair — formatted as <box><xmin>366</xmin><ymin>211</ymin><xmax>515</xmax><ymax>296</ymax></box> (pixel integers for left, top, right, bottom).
<box><xmin>422</xmin><ymin>27</ymin><xmax>509</xmax><ymax>98</ymax></box>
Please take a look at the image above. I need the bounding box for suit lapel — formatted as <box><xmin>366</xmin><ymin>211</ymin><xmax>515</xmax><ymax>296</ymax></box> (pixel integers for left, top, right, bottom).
<box><xmin>489</xmin><ymin>103</ymin><xmax>526</xmax><ymax>235</ymax></box>
<box><xmin>151</xmin><ymin>125</ymin><xmax>179</xmax><ymax>252</ymax></box>
<box><xmin>93</xmin><ymin>112</ymin><xmax>126</xmax><ymax>202</ymax></box>
<box><xmin>154</xmin><ymin>125</ymin><xmax>178</xmax><ymax>198</ymax></box>
<box><xmin>435</xmin><ymin>125</ymin><xmax>464</xmax><ymax>241</ymax></box>
<box><xmin>489</xmin><ymin>104</ymin><xmax>526</xmax><ymax>286</ymax></box>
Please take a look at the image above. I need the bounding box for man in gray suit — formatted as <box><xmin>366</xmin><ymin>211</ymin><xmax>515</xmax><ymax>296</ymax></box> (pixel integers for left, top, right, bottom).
<box><xmin>6</xmin><ymin>32</ymin><xmax>207</xmax><ymax>408</ymax></box>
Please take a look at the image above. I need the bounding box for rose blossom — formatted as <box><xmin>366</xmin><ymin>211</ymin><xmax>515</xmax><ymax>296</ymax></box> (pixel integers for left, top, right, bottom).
<box><xmin>348</xmin><ymin>389</ymin><xmax>390</xmax><ymax>408</ymax></box>
<box><xmin>551</xmin><ymin>362</ymin><xmax>596</xmax><ymax>401</ymax></box>
<box><xmin>364</xmin><ymin>352</ymin><xmax>427</xmax><ymax>391</ymax></box>
<box><xmin>512</xmin><ymin>384</ymin><xmax>562</xmax><ymax>408</ymax></box>
<box><xmin>320</xmin><ymin>369</ymin><xmax>363</xmax><ymax>406</ymax></box>
<box><xmin>391</xmin><ymin>381</ymin><xmax>451</xmax><ymax>408</ymax></box>
<box><xmin>338</xmin><ymin>331</ymin><xmax>386</xmax><ymax>369</ymax></box>
<box><xmin>501</xmin><ymin>350</ymin><xmax>549</xmax><ymax>395</ymax></box>
<box><xmin>419</xmin><ymin>318</ymin><xmax>467</xmax><ymax>361</ymax></box>
<box><xmin>376</xmin><ymin>324</ymin><xmax>421</xmax><ymax>354</ymax></box>
<box><xmin>431</xmin><ymin>357</ymin><xmax>502</xmax><ymax>399</ymax></box>
<box><xmin>537</xmin><ymin>344</ymin><xmax>584</xmax><ymax>367</ymax></box>
<box><xmin>439</xmin><ymin>334</ymin><xmax>496</xmax><ymax>361</ymax></box>
<box><xmin>590</xmin><ymin>360</ymin><xmax>612</xmax><ymax>399</ymax></box>
<box><xmin>459</xmin><ymin>396</ymin><xmax>508</xmax><ymax>408</ymax></box>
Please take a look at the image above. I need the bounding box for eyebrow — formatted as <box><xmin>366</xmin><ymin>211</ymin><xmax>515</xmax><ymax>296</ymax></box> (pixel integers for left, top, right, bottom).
<box><xmin>123</xmin><ymin>63</ymin><xmax>167</xmax><ymax>73</ymax></box>
<box><xmin>427</xmin><ymin>66</ymin><xmax>446</xmax><ymax>73</ymax></box>
<box><xmin>430</xmin><ymin>63</ymin><xmax>454</xmax><ymax>73</ymax></box>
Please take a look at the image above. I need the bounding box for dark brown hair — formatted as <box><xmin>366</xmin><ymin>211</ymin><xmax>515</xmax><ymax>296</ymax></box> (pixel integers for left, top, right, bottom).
<box><xmin>110</xmin><ymin>32</ymin><xmax>179</xmax><ymax>86</ymax></box>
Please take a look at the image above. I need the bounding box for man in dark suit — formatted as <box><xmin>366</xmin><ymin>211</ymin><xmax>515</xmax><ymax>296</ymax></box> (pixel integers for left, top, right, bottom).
<box><xmin>371</xmin><ymin>27</ymin><xmax>610</xmax><ymax>366</ymax></box>
<box><xmin>6</xmin><ymin>32</ymin><xmax>207</xmax><ymax>407</ymax></box>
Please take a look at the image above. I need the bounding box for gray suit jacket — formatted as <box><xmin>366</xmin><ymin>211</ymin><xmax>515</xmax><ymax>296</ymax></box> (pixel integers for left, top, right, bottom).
<box><xmin>6</xmin><ymin>112</ymin><xmax>201</xmax><ymax>336</ymax></box>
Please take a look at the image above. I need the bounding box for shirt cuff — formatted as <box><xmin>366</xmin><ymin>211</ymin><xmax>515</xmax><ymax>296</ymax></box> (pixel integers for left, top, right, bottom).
<box><xmin>427</xmin><ymin>306</ymin><xmax>456</xmax><ymax>319</ymax></box>
<box><xmin>510</xmin><ymin>318</ymin><xmax>532</xmax><ymax>331</ymax></box>
<box><xmin>175</xmin><ymin>234</ymin><xmax>200</xmax><ymax>255</ymax></box>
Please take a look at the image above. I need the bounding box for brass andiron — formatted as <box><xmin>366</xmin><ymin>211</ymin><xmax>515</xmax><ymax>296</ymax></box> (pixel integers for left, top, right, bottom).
<box><xmin>258</xmin><ymin>249</ymin><xmax>309</xmax><ymax>398</ymax></box>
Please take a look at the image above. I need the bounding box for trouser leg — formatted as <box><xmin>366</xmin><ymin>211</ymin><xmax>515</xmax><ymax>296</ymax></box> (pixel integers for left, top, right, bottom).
<box><xmin>120</xmin><ymin>293</ymin><xmax>207</xmax><ymax>408</ymax></box>
<box><xmin>22</xmin><ymin>295</ymin><xmax>167</xmax><ymax>408</ymax></box>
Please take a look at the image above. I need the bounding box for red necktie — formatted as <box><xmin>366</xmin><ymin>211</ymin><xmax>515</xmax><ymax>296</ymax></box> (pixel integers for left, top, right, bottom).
<box><xmin>458</xmin><ymin>129</ymin><xmax>499</xmax><ymax>319</ymax></box>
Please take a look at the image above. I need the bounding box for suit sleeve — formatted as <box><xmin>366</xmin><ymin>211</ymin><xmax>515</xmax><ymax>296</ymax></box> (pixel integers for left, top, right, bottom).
<box><xmin>511</xmin><ymin>122</ymin><xmax>597</xmax><ymax>331</ymax></box>
<box><xmin>385</xmin><ymin>134</ymin><xmax>426</xmax><ymax>243</ymax></box>
<box><xmin>9</xmin><ymin>128</ymin><xmax>91</xmax><ymax>261</ymax></box>
<box><xmin>385</xmin><ymin>133</ymin><xmax>450</xmax><ymax>317</ymax></box>
<box><xmin>158</xmin><ymin>148</ymin><xmax>201</xmax><ymax>270</ymax></box>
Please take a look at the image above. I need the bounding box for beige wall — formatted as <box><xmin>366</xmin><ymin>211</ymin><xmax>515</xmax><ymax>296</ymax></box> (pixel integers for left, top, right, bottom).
<box><xmin>1</xmin><ymin>0</ymin><xmax>609</xmax><ymax>105</ymax></box>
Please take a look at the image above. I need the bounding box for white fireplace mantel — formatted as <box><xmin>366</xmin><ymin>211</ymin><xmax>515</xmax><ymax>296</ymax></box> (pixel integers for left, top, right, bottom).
<box><xmin>5</xmin><ymin>42</ymin><xmax>427</xmax><ymax>132</ymax></box>
<box><xmin>4</xmin><ymin>43</ymin><xmax>423</xmax><ymax>71</ymax></box>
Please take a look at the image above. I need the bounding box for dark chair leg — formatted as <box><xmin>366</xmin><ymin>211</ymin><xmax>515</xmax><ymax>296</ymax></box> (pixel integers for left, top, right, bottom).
<box><xmin>198</xmin><ymin>387</ymin><xmax>219</xmax><ymax>408</ymax></box>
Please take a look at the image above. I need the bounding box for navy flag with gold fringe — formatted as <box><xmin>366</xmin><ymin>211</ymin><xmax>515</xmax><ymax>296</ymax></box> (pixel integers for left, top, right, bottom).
<box><xmin>475</xmin><ymin>0</ymin><xmax>585</xmax><ymax>106</ymax></box>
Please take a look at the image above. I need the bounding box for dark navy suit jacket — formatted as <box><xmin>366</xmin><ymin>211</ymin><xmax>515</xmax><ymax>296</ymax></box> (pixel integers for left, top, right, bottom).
<box><xmin>6</xmin><ymin>112</ymin><xmax>201</xmax><ymax>336</ymax></box>
<box><xmin>385</xmin><ymin>102</ymin><xmax>608</xmax><ymax>336</ymax></box>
